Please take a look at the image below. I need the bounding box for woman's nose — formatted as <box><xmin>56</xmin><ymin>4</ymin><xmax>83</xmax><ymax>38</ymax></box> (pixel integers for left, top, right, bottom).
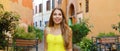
<box><xmin>56</xmin><ymin>14</ymin><xmax>59</xmax><ymax>17</ymax></box>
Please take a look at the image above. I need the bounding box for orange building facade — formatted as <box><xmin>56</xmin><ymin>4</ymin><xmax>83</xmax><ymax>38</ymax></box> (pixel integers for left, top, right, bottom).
<box><xmin>84</xmin><ymin>0</ymin><xmax>120</xmax><ymax>37</ymax></box>
<box><xmin>58</xmin><ymin>0</ymin><xmax>120</xmax><ymax>37</ymax></box>
<box><xmin>0</xmin><ymin>0</ymin><xmax>33</xmax><ymax>27</ymax></box>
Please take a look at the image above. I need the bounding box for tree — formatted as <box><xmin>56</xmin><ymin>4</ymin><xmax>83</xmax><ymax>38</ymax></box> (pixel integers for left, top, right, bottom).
<box><xmin>0</xmin><ymin>4</ymin><xmax>20</xmax><ymax>49</ymax></box>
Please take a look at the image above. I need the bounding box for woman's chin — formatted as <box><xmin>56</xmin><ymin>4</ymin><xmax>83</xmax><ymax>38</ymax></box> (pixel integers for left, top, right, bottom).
<box><xmin>54</xmin><ymin>22</ymin><xmax>61</xmax><ymax>25</ymax></box>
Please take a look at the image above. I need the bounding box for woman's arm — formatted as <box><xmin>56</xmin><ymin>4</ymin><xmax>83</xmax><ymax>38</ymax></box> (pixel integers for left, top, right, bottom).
<box><xmin>67</xmin><ymin>28</ymin><xmax>72</xmax><ymax>51</ymax></box>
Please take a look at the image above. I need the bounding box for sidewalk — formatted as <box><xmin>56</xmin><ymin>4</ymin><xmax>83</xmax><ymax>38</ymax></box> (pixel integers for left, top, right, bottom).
<box><xmin>30</xmin><ymin>39</ymin><xmax>44</xmax><ymax>51</ymax></box>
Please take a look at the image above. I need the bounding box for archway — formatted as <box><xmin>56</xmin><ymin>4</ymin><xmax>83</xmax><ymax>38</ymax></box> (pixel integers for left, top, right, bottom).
<box><xmin>68</xmin><ymin>4</ymin><xmax>76</xmax><ymax>25</ymax></box>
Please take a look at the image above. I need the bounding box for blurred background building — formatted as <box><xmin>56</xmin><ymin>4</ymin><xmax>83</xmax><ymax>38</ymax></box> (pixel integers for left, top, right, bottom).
<box><xmin>1</xmin><ymin>0</ymin><xmax>120</xmax><ymax>37</ymax></box>
<box><xmin>33</xmin><ymin>0</ymin><xmax>53</xmax><ymax>30</ymax></box>
<box><xmin>65</xmin><ymin>0</ymin><xmax>120</xmax><ymax>37</ymax></box>
<box><xmin>0</xmin><ymin>0</ymin><xmax>33</xmax><ymax>31</ymax></box>
<box><xmin>33</xmin><ymin>0</ymin><xmax>120</xmax><ymax>37</ymax></box>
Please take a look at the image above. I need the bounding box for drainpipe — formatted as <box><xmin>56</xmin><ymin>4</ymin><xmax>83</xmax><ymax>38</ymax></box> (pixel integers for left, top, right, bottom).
<box><xmin>42</xmin><ymin>0</ymin><xmax>43</xmax><ymax>30</ymax></box>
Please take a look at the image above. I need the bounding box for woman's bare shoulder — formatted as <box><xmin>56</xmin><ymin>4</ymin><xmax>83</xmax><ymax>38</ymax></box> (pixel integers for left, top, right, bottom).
<box><xmin>44</xmin><ymin>27</ymin><xmax>51</xmax><ymax>34</ymax></box>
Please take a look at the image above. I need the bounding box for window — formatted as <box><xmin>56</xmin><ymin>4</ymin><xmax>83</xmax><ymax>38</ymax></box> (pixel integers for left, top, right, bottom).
<box><xmin>58</xmin><ymin>0</ymin><xmax>62</xmax><ymax>4</ymax></box>
<box><xmin>45</xmin><ymin>21</ymin><xmax>48</xmax><ymax>27</ymax></box>
<box><xmin>39</xmin><ymin>4</ymin><xmax>42</xmax><ymax>13</ymax></box>
<box><xmin>35</xmin><ymin>22</ymin><xmax>37</xmax><ymax>27</ymax></box>
<box><xmin>86</xmin><ymin>0</ymin><xmax>89</xmax><ymax>12</ymax></box>
<box><xmin>79</xmin><ymin>3</ymin><xmax>82</xmax><ymax>11</ymax></box>
<box><xmin>52</xmin><ymin>0</ymin><xmax>55</xmax><ymax>9</ymax></box>
<box><xmin>40</xmin><ymin>21</ymin><xmax>42</xmax><ymax>27</ymax></box>
<box><xmin>45</xmin><ymin>21</ymin><xmax>48</xmax><ymax>25</ymax></box>
<box><xmin>46</xmin><ymin>0</ymin><xmax>50</xmax><ymax>11</ymax></box>
<box><xmin>35</xmin><ymin>6</ymin><xmax>37</xmax><ymax>14</ymax></box>
<box><xmin>79</xmin><ymin>3</ymin><xmax>82</xmax><ymax>8</ymax></box>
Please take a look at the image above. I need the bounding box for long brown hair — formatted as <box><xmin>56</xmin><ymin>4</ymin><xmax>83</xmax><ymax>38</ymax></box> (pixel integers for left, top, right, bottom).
<box><xmin>48</xmin><ymin>8</ymin><xmax>71</xmax><ymax>49</ymax></box>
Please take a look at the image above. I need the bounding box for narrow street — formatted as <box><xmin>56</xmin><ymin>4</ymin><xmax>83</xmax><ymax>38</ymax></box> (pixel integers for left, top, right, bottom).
<box><xmin>30</xmin><ymin>38</ymin><xmax>44</xmax><ymax>51</ymax></box>
<box><xmin>0</xmin><ymin>0</ymin><xmax>120</xmax><ymax>51</ymax></box>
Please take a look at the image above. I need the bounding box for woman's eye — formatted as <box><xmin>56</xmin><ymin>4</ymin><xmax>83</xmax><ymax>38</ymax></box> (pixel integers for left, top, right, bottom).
<box><xmin>53</xmin><ymin>13</ymin><xmax>57</xmax><ymax>15</ymax></box>
<box><xmin>59</xmin><ymin>13</ymin><xmax>62</xmax><ymax>16</ymax></box>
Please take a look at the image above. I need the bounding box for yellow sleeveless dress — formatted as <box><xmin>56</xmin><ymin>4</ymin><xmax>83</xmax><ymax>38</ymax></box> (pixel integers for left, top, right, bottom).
<box><xmin>46</xmin><ymin>34</ymin><xmax>65</xmax><ymax>51</ymax></box>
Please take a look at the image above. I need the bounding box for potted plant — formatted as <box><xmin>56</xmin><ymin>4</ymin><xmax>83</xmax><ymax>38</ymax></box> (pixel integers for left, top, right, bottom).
<box><xmin>97</xmin><ymin>32</ymin><xmax>117</xmax><ymax>37</ymax></box>
<box><xmin>96</xmin><ymin>32</ymin><xmax>117</xmax><ymax>51</ymax></box>
<box><xmin>13</xmin><ymin>25</ymin><xmax>43</xmax><ymax>47</ymax></box>
<box><xmin>112</xmin><ymin>22</ymin><xmax>120</xmax><ymax>33</ymax></box>
<box><xmin>0</xmin><ymin>4</ymin><xmax>19</xmax><ymax>50</ymax></box>
<box><xmin>70</xmin><ymin>19</ymin><xmax>91</xmax><ymax>51</ymax></box>
<box><xmin>112</xmin><ymin>14</ymin><xmax>120</xmax><ymax>33</ymax></box>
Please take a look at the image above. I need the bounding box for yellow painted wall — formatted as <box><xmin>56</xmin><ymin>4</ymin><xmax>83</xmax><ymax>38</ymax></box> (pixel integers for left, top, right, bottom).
<box><xmin>0</xmin><ymin>0</ymin><xmax>11</xmax><ymax>11</ymax></box>
<box><xmin>83</xmin><ymin>0</ymin><xmax>120</xmax><ymax>37</ymax></box>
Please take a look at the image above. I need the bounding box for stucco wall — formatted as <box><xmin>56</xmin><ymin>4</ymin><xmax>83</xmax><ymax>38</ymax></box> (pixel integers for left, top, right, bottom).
<box><xmin>10</xmin><ymin>0</ymin><xmax>33</xmax><ymax>25</ymax></box>
<box><xmin>62</xmin><ymin>0</ymin><xmax>120</xmax><ymax>38</ymax></box>
<box><xmin>83</xmin><ymin>0</ymin><xmax>120</xmax><ymax>37</ymax></box>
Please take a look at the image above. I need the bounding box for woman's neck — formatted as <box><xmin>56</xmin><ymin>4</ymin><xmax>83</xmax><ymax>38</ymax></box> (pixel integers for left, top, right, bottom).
<box><xmin>54</xmin><ymin>24</ymin><xmax>60</xmax><ymax>29</ymax></box>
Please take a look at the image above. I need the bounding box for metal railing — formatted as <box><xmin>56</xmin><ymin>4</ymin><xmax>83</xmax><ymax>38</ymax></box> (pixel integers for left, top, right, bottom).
<box><xmin>91</xmin><ymin>36</ymin><xmax>120</xmax><ymax>51</ymax></box>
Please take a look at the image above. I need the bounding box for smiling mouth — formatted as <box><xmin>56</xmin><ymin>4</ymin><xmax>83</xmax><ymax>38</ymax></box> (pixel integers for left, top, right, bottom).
<box><xmin>54</xmin><ymin>18</ymin><xmax>61</xmax><ymax>22</ymax></box>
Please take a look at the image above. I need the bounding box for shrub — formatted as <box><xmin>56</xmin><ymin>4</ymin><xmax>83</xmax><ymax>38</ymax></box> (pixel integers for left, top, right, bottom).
<box><xmin>14</xmin><ymin>26</ymin><xmax>43</xmax><ymax>40</ymax></box>
<box><xmin>0</xmin><ymin>4</ymin><xmax>19</xmax><ymax>50</ymax></box>
<box><xmin>97</xmin><ymin>32</ymin><xmax>117</xmax><ymax>37</ymax></box>
<box><xmin>70</xmin><ymin>20</ymin><xmax>90</xmax><ymax>44</ymax></box>
<box><xmin>79</xmin><ymin>37</ymin><xmax>93</xmax><ymax>51</ymax></box>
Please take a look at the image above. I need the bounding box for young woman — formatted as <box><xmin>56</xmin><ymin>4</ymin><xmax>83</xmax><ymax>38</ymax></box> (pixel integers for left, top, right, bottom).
<box><xmin>44</xmin><ymin>8</ymin><xmax>72</xmax><ymax>51</ymax></box>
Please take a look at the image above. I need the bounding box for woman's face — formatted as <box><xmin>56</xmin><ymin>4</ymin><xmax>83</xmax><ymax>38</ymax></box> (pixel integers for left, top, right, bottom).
<box><xmin>53</xmin><ymin>9</ymin><xmax>63</xmax><ymax>24</ymax></box>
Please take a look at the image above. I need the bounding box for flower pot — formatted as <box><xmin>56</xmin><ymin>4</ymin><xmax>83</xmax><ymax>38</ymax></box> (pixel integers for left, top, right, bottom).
<box><xmin>14</xmin><ymin>39</ymin><xmax>40</xmax><ymax>51</ymax></box>
<box><xmin>15</xmin><ymin>39</ymin><xmax>40</xmax><ymax>47</ymax></box>
<box><xmin>16</xmin><ymin>39</ymin><xmax>34</xmax><ymax>46</ymax></box>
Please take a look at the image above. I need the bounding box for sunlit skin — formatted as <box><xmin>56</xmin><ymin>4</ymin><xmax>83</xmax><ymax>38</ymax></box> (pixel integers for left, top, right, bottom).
<box><xmin>53</xmin><ymin>9</ymin><xmax>63</xmax><ymax>25</ymax></box>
